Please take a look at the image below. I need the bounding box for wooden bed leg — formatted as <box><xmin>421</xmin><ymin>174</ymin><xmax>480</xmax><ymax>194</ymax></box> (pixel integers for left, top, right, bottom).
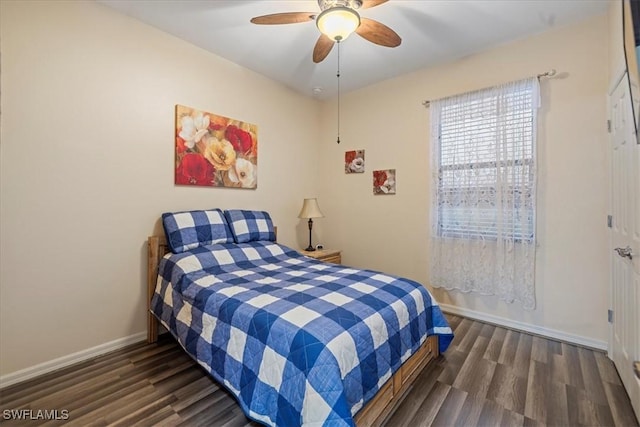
<box><xmin>147</xmin><ymin>236</ymin><xmax>161</xmax><ymax>343</ymax></box>
<box><xmin>148</xmin><ymin>313</ymin><xmax>159</xmax><ymax>344</ymax></box>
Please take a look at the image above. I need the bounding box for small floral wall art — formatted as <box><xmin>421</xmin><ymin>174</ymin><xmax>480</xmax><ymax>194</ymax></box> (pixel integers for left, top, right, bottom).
<box><xmin>175</xmin><ymin>105</ymin><xmax>257</xmax><ymax>189</ymax></box>
<box><xmin>345</xmin><ymin>150</ymin><xmax>365</xmax><ymax>174</ymax></box>
<box><xmin>373</xmin><ymin>169</ymin><xmax>396</xmax><ymax>195</ymax></box>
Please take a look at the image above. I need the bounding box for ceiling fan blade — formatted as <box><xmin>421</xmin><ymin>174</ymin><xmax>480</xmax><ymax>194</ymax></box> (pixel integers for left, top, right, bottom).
<box><xmin>250</xmin><ymin>12</ymin><xmax>315</xmax><ymax>25</ymax></box>
<box><xmin>356</xmin><ymin>18</ymin><xmax>401</xmax><ymax>47</ymax></box>
<box><xmin>313</xmin><ymin>34</ymin><xmax>335</xmax><ymax>63</ymax></box>
<box><xmin>360</xmin><ymin>0</ymin><xmax>389</xmax><ymax>9</ymax></box>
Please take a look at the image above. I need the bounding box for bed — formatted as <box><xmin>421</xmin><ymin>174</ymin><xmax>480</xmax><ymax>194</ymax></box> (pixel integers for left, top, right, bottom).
<box><xmin>147</xmin><ymin>209</ymin><xmax>453</xmax><ymax>426</ymax></box>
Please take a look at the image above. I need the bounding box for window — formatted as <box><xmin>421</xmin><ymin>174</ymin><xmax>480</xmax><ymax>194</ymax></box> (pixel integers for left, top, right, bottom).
<box><xmin>434</xmin><ymin>80</ymin><xmax>537</xmax><ymax>242</ymax></box>
<box><xmin>428</xmin><ymin>78</ymin><xmax>539</xmax><ymax>310</ymax></box>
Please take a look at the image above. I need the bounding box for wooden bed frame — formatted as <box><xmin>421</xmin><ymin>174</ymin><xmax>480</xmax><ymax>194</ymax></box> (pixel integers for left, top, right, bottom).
<box><xmin>147</xmin><ymin>234</ymin><xmax>439</xmax><ymax>427</ymax></box>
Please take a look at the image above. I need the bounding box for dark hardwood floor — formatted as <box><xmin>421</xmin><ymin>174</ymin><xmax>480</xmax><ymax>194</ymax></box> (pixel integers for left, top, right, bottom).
<box><xmin>1</xmin><ymin>315</ymin><xmax>637</xmax><ymax>426</ymax></box>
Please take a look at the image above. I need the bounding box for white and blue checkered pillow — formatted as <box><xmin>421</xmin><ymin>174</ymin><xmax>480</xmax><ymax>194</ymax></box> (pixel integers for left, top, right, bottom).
<box><xmin>224</xmin><ymin>210</ymin><xmax>276</xmax><ymax>243</ymax></box>
<box><xmin>162</xmin><ymin>209</ymin><xmax>234</xmax><ymax>253</ymax></box>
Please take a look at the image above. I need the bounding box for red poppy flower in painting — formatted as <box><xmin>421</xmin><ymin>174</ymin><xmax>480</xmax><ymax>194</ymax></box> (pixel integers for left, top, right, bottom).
<box><xmin>345</xmin><ymin>151</ymin><xmax>356</xmax><ymax>164</ymax></box>
<box><xmin>176</xmin><ymin>136</ymin><xmax>188</xmax><ymax>154</ymax></box>
<box><xmin>176</xmin><ymin>153</ymin><xmax>215</xmax><ymax>186</ymax></box>
<box><xmin>373</xmin><ymin>169</ymin><xmax>396</xmax><ymax>195</ymax></box>
<box><xmin>373</xmin><ymin>170</ymin><xmax>387</xmax><ymax>187</ymax></box>
<box><xmin>225</xmin><ymin>125</ymin><xmax>253</xmax><ymax>154</ymax></box>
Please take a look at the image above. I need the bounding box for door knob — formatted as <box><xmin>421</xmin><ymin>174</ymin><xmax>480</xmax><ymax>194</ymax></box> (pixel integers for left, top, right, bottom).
<box><xmin>614</xmin><ymin>246</ymin><xmax>634</xmax><ymax>260</ymax></box>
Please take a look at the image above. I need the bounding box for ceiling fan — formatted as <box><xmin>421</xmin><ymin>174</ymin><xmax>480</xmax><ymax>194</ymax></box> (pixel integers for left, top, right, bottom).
<box><xmin>250</xmin><ymin>0</ymin><xmax>401</xmax><ymax>63</ymax></box>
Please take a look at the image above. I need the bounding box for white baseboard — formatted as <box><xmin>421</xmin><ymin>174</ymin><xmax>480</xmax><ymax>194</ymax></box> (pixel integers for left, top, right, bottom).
<box><xmin>439</xmin><ymin>303</ymin><xmax>608</xmax><ymax>351</ymax></box>
<box><xmin>0</xmin><ymin>332</ymin><xmax>147</xmax><ymax>389</ymax></box>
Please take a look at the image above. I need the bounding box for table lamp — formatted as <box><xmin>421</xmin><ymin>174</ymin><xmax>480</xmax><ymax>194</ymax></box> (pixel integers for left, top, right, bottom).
<box><xmin>298</xmin><ymin>198</ymin><xmax>324</xmax><ymax>251</ymax></box>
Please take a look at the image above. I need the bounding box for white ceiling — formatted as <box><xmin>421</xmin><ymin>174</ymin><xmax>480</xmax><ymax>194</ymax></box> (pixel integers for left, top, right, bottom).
<box><xmin>97</xmin><ymin>0</ymin><xmax>610</xmax><ymax>100</ymax></box>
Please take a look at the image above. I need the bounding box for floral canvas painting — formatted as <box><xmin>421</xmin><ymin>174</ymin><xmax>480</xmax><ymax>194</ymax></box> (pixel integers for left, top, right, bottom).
<box><xmin>373</xmin><ymin>169</ymin><xmax>396</xmax><ymax>195</ymax></box>
<box><xmin>345</xmin><ymin>150</ymin><xmax>365</xmax><ymax>174</ymax></box>
<box><xmin>175</xmin><ymin>105</ymin><xmax>257</xmax><ymax>189</ymax></box>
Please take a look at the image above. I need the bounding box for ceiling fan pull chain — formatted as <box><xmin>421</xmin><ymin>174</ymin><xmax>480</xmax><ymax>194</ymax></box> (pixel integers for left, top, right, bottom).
<box><xmin>337</xmin><ymin>40</ymin><xmax>341</xmax><ymax>144</ymax></box>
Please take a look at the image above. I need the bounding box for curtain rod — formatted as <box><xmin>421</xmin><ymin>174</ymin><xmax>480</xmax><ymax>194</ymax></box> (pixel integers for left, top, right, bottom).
<box><xmin>421</xmin><ymin>69</ymin><xmax>557</xmax><ymax>107</ymax></box>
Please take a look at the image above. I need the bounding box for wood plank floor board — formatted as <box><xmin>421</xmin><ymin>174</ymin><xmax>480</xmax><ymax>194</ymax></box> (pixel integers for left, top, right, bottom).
<box><xmin>577</xmin><ymin>346</ymin><xmax>609</xmax><ymax>406</ymax></box>
<box><xmin>61</xmin><ymin>379</ymin><xmax>163</xmax><ymax>422</ymax></box>
<box><xmin>524</xmin><ymin>360</ymin><xmax>549</xmax><ymax>423</ymax></box>
<box><xmin>1</xmin><ymin>315</ymin><xmax>637</xmax><ymax>427</ymax></box>
<box><xmin>479</xmin><ymin>323</ymin><xmax>496</xmax><ymax>339</ymax></box>
<box><xmin>562</xmin><ymin>342</ymin><xmax>586</xmax><ymax>389</ymax></box>
<box><xmin>152</xmin><ymin>367</ymin><xmax>208</xmax><ymax>396</ymax></box>
<box><xmin>498</xmin><ymin>328</ymin><xmax>521</xmax><ymax>366</ymax></box>
<box><xmin>406</xmin><ymin>381</ymin><xmax>450</xmax><ymax>426</ymax></box>
<box><xmin>475</xmin><ymin>398</ymin><xmax>505</xmax><ymax>426</ymax></box>
<box><xmin>523</xmin><ymin>415</ymin><xmax>546</xmax><ymax>427</ymax></box>
<box><xmin>448</xmin><ymin>318</ymin><xmax>472</xmax><ymax>350</ymax></box>
<box><xmin>485</xmin><ymin>362</ymin><xmax>527</xmax><ymax>414</ymax></box>
<box><xmin>550</xmin><ymin>352</ymin><xmax>570</xmax><ymax>386</ymax></box>
<box><xmin>500</xmin><ymin>407</ymin><xmax>526</xmax><ymax>427</ymax></box>
<box><xmin>149</xmin><ymin>361</ymin><xmax>201</xmax><ymax>386</ymax></box>
<box><xmin>483</xmin><ymin>326</ymin><xmax>507</xmax><ymax>362</ymax></box>
<box><xmin>107</xmin><ymin>395</ymin><xmax>178</xmax><ymax>427</ymax></box>
<box><xmin>545</xmin><ymin>380</ymin><xmax>570</xmax><ymax>426</ymax></box>
<box><xmin>575</xmin><ymin>386</ymin><xmax>601</xmax><ymax>426</ymax></box>
<box><xmin>451</xmin><ymin>393</ymin><xmax>484</xmax><ymax>426</ymax></box>
<box><xmin>130</xmin><ymin>405</ymin><xmax>181</xmax><ymax>427</ymax></box>
<box><xmin>513</xmin><ymin>333</ymin><xmax>533</xmax><ymax>380</ymax></box>
<box><xmin>602</xmin><ymin>380</ymin><xmax>640</xmax><ymax>426</ymax></box>
<box><xmin>594</xmin><ymin>351</ymin><xmax>623</xmax><ymax>386</ymax></box>
<box><xmin>27</xmin><ymin>373</ymin><xmax>126</xmax><ymax>413</ymax></box>
<box><xmin>530</xmin><ymin>336</ymin><xmax>549</xmax><ymax>364</ymax></box>
<box><xmin>456</xmin><ymin>320</ymin><xmax>483</xmax><ymax>354</ymax></box>
<box><xmin>435</xmin><ymin>349</ymin><xmax>465</xmax><ymax>386</ymax></box>
<box><xmin>169</xmin><ymin>377</ymin><xmax>219</xmax><ymax>413</ymax></box>
<box><xmin>63</xmin><ymin>385</ymin><xmax>159</xmax><ymax>426</ymax></box>
<box><xmin>594</xmin><ymin>400</ymin><xmax>616</xmax><ymax>427</ymax></box>
<box><xmin>451</xmin><ymin>351</ymin><xmax>496</xmax><ymax>400</ymax></box>
<box><xmin>429</xmin><ymin>385</ymin><xmax>467</xmax><ymax>427</ymax></box>
<box><xmin>218</xmin><ymin>408</ymin><xmax>255</xmax><ymax>427</ymax></box>
<box><xmin>547</xmin><ymin>339</ymin><xmax>563</xmax><ymax>356</ymax></box>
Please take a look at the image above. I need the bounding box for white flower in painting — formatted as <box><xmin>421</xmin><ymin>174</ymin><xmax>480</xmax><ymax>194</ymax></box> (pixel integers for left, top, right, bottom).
<box><xmin>179</xmin><ymin>113</ymin><xmax>210</xmax><ymax>149</ymax></box>
<box><xmin>349</xmin><ymin>157</ymin><xmax>365</xmax><ymax>173</ymax></box>
<box><xmin>228</xmin><ymin>158</ymin><xmax>257</xmax><ymax>188</ymax></box>
<box><xmin>385</xmin><ymin>172</ymin><xmax>395</xmax><ymax>187</ymax></box>
<box><xmin>383</xmin><ymin>172</ymin><xmax>396</xmax><ymax>193</ymax></box>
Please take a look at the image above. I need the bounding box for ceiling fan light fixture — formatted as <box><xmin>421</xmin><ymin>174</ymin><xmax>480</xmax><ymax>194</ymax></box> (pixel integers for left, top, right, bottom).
<box><xmin>316</xmin><ymin>6</ymin><xmax>360</xmax><ymax>41</ymax></box>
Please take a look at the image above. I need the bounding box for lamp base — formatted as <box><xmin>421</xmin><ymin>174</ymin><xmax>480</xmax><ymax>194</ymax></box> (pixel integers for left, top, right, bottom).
<box><xmin>305</xmin><ymin>218</ymin><xmax>316</xmax><ymax>252</ymax></box>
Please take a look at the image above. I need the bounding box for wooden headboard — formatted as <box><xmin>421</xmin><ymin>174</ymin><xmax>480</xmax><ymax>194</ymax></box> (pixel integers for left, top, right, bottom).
<box><xmin>147</xmin><ymin>227</ymin><xmax>277</xmax><ymax>344</ymax></box>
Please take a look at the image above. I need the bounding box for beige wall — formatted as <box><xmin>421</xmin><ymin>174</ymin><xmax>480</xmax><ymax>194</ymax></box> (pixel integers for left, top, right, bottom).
<box><xmin>0</xmin><ymin>1</ymin><xmax>321</xmax><ymax>376</ymax></box>
<box><xmin>609</xmin><ymin>0</ymin><xmax>625</xmax><ymax>84</ymax></box>
<box><xmin>318</xmin><ymin>14</ymin><xmax>611</xmax><ymax>344</ymax></box>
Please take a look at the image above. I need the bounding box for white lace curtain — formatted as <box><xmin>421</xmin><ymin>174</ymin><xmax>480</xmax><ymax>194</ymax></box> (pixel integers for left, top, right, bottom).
<box><xmin>429</xmin><ymin>77</ymin><xmax>539</xmax><ymax>309</ymax></box>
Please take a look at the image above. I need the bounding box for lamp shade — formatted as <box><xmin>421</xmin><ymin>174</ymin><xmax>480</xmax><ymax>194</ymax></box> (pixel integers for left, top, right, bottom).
<box><xmin>316</xmin><ymin>6</ymin><xmax>360</xmax><ymax>41</ymax></box>
<box><xmin>298</xmin><ymin>198</ymin><xmax>324</xmax><ymax>219</ymax></box>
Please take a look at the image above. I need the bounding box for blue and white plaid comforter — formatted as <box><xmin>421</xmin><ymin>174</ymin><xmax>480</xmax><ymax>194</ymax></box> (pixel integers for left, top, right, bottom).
<box><xmin>151</xmin><ymin>241</ymin><xmax>453</xmax><ymax>426</ymax></box>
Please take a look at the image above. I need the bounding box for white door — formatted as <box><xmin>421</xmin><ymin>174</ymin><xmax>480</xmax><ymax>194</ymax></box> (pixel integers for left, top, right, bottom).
<box><xmin>610</xmin><ymin>72</ymin><xmax>640</xmax><ymax>419</ymax></box>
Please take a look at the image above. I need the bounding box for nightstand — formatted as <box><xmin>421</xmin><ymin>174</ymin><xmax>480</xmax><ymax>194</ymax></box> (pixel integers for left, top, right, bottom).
<box><xmin>300</xmin><ymin>248</ymin><xmax>342</xmax><ymax>264</ymax></box>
